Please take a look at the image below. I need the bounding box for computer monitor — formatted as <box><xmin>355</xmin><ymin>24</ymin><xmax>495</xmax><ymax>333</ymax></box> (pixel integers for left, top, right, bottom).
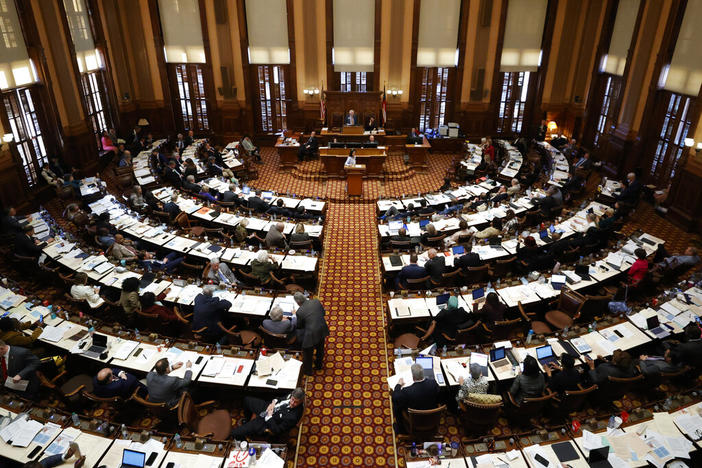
<box><xmin>415</xmin><ymin>356</ymin><xmax>434</xmax><ymax>378</ymax></box>
<box><xmin>419</xmin><ymin>219</ymin><xmax>430</xmax><ymax>229</ymax></box>
<box><xmin>452</xmin><ymin>245</ymin><xmax>465</xmax><ymax>255</ymax></box>
<box><xmin>362</xmin><ymin>142</ymin><xmax>379</xmax><ymax>148</ymax></box>
<box><xmin>261</xmin><ymin>191</ymin><xmax>274</xmax><ymax>200</ymax></box>
<box><xmin>489</xmin><ymin>347</ymin><xmax>505</xmax><ymax>362</ymax></box>
<box><xmin>329</xmin><ymin>142</ymin><xmax>346</xmax><ymax>149</ymax></box>
<box><xmin>646</xmin><ymin>316</ymin><xmax>660</xmax><ymax>329</ymax></box>
<box><xmin>472</xmin><ymin>288</ymin><xmax>485</xmax><ymax>300</ymax></box>
<box><xmin>92</xmin><ymin>333</ymin><xmax>107</xmax><ymax>348</ymax></box>
<box><xmin>535</xmin><ymin>345</ymin><xmax>553</xmax><ymax>360</ymax></box>
<box><xmin>122</xmin><ymin>449</ymin><xmax>146</xmax><ymax>468</ymax></box>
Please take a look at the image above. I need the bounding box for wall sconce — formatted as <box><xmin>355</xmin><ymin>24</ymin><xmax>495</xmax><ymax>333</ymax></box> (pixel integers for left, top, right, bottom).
<box><xmin>1</xmin><ymin>133</ymin><xmax>13</xmax><ymax>150</ymax></box>
<box><xmin>389</xmin><ymin>88</ymin><xmax>404</xmax><ymax>98</ymax></box>
<box><xmin>137</xmin><ymin>118</ymin><xmax>149</xmax><ymax>127</ymax></box>
<box><xmin>547</xmin><ymin>121</ymin><xmax>558</xmax><ymax>134</ymax></box>
<box><xmin>696</xmin><ymin>142</ymin><xmax>702</xmax><ymax>154</ymax></box>
<box><xmin>303</xmin><ymin>87</ymin><xmax>320</xmax><ymax>97</ymax></box>
<box><xmin>684</xmin><ymin>137</ymin><xmax>694</xmax><ymax>147</ymax></box>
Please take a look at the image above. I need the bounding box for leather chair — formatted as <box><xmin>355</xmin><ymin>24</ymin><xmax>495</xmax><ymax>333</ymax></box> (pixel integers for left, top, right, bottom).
<box><xmin>463</xmin><ymin>265</ymin><xmax>489</xmax><ymax>286</ymax></box>
<box><xmin>458</xmin><ymin>399</ymin><xmax>503</xmax><ymax>436</ymax></box>
<box><xmin>259</xmin><ymin>325</ymin><xmax>297</xmax><ymax>348</ymax></box>
<box><xmin>290</xmin><ymin>239</ymin><xmax>313</xmax><ymax>250</ymax></box>
<box><xmin>489</xmin><ymin>257</ymin><xmax>516</xmax><ymax>279</ymax></box>
<box><xmin>38</xmin><ymin>371</ymin><xmax>92</xmax><ymax>409</ymax></box>
<box><xmin>485</xmin><ymin>317</ymin><xmax>523</xmax><ymax>341</ymax></box>
<box><xmin>544</xmin><ymin>288</ymin><xmax>586</xmax><ymax>331</ymax></box>
<box><xmin>557</xmin><ymin>246</ymin><xmax>581</xmax><ymax>264</ymax></box>
<box><xmin>177</xmin><ymin>392</ymin><xmax>232</xmax><ymax>440</ymax></box>
<box><xmin>550</xmin><ymin>384</ymin><xmax>597</xmax><ymax>418</ymax></box>
<box><xmin>598</xmin><ymin>374</ymin><xmax>645</xmax><ymax>403</ymax></box>
<box><xmin>577</xmin><ymin>294</ymin><xmax>613</xmax><ymax>323</ymax></box>
<box><xmin>218</xmin><ymin>322</ymin><xmax>261</xmax><ymax>349</ymax></box>
<box><xmin>403</xmin><ymin>275</ymin><xmax>431</xmax><ymax>291</ymax></box>
<box><xmin>389</xmin><ymin>240</ymin><xmax>412</xmax><ymax>251</ymax></box>
<box><xmin>421</xmin><ymin>234</ymin><xmax>446</xmax><ymax>248</ymax></box>
<box><xmin>401</xmin><ymin>405</ymin><xmax>446</xmax><ymax>440</ymax></box>
<box><xmin>440</xmin><ymin>268</ymin><xmax>463</xmax><ymax>287</ymax></box>
<box><xmin>393</xmin><ymin>333</ymin><xmax>421</xmax><ymax>351</ymax></box>
<box><xmin>504</xmin><ymin>392</ymin><xmax>555</xmax><ymax>427</ymax></box>
<box><xmin>131</xmin><ymin>393</ymin><xmax>179</xmax><ymax>428</ymax></box>
<box><xmin>518</xmin><ymin>301</ymin><xmax>551</xmax><ymax>335</ymax></box>
<box><xmin>441</xmin><ymin>321</ymin><xmax>484</xmax><ymax>346</ymax></box>
<box><xmin>180</xmin><ymin>261</ymin><xmax>205</xmax><ymax>277</ymax></box>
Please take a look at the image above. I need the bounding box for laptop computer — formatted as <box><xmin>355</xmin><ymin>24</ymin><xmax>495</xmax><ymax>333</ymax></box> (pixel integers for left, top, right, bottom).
<box><xmin>415</xmin><ymin>356</ymin><xmax>434</xmax><ymax>380</ymax></box>
<box><xmin>83</xmin><ymin>334</ymin><xmax>108</xmax><ymax>359</ymax></box>
<box><xmin>472</xmin><ymin>287</ymin><xmax>485</xmax><ymax>301</ymax></box>
<box><xmin>539</xmin><ymin>229</ymin><xmax>552</xmax><ymax>243</ymax></box>
<box><xmin>489</xmin><ymin>347</ymin><xmax>511</xmax><ymax>369</ymax></box>
<box><xmin>436</xmin><ymin>293</ymin><xmax>450</xmax><ymax>310</ymax></box>
<box><xmin>587</xmin><ymin>446</ymin><xmax>612</xmax><ymax>468</ymax></box>
<box><xmin>575</xmin><ymin>264</ymin><xmax>591</xmax><ymax>281</ymax></box>
<box><xmin>261</xmin><ymin>191</ymin><xmax>274</xmax><ymax>200</ymax></box>
<box><xmin>419</xmin><ymin>219</ymin><xmax>430</xmax><ymax>231</ymax></box>
<box><xmin>646</xmin><ymin>316</ymin><xmax>670</xmax><ymax>338</ymax></box>
<box><xmin>489</xmin><ymin>236</ymin><xmax>502</xmax><ymax>246</ymax></box>
<box><xmin>551</xmin><ymin>274</ymin><xmax>566</xmax><ymax>290</ymax></box>
<box><xmin>121</xmin><ymin>448</ymin><xmax>146</xmax><ymax>468</ymax></box>
<box><xmin>452</xmin><ymin>245</ymin><xmax>465</xmax><ymax>256</ymax></box>
<box><xmin>535</xmin><ymin>345</ymin><xmax>558</xmax><ymax>367</ymax></box>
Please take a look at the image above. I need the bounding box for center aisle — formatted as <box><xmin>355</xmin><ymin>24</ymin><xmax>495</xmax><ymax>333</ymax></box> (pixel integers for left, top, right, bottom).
<box><xmin>294</xmin><ymin>202</ymin><xmax>396</xmax><ymax>467</ymax></box>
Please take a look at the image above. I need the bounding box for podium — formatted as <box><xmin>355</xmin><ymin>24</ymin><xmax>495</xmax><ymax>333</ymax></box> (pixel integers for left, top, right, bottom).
<box><xmin>345</xmin><ymin>164</ymin><xmax>365</xmax><ymax>197</ymax></box>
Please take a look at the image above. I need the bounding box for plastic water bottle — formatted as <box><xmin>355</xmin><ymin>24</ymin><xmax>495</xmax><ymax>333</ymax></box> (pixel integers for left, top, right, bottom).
<box><xmin>249</xmin><ymin>447</ymin><xmax>257</xmax><ymax>465</ymax></box>
<box><xmin>216</xmin><ymin>342</ymin><xmax>222</xmax><ymax>354</ymax></box>
<box><xmin>174</xmin><ymin>433</ymin><xmax>182</xmax><ymax>448</ymax></box>
<box><xmin>121</xmin><ymin>424</ymin><xmax>128</xmax><ymax>438</ymax></box>
<box><xmin>526</xmin><ymin>329</ymin><xmax>534</xmax><ymax>344</ymax></box>
<box><xmin>71</xmin><ymin>413</ymin><xmax>80</xmax><ymax>426</ymax></box>
<box><xmin>135</xmin><ymin>329</ymin><xmax>141</xmax><ymax>340</ymax></box>
<box><xmin>411</xmin><ymin>442</ymin><xmax>417</xmax><ymax>457</ymax></box>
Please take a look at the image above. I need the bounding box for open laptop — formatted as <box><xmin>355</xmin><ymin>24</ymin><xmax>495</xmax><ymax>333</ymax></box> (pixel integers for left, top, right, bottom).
<box><xmin>83</xmin><ymin>334</ymin><xmax>108</xmax><ymax>359</ymax></box>
<box><xmin>436</xmin><ymin>293</ymin><xmax>450</xmax><ymax>310</ymax></box>
<box><xmin>419</xmin><ymin>219</ymin><xmax>430</xmax><ymax>231</ymax></box>
<box><xmin>535</xmin><ymin>345</ymin><xmax>558</xmax><ymax>367</ymax></box>
<box><xmin>575</xmin><ymin>264</ymin><xmax>591</xmax><ymax>281</ymax></box>
<box><xmin>646</xmin><ymin>316</ymin><xmax>670</xmax><ymax>338</ymax></box>
<box><xmin>472</xmin><ymin>287</ymin><xmax>485</xmax><ymax>302</ymax></box>
<box><xmin>489</xmin><ymin>347</ymin><xmax>511</xmax><ymax>369</ymax></box>
<box><xmin>451</xmin><ymin>245</ymin><xmax>465</xmax><ymax>256</ymax></box>
<box><xmin>489</xmin><ymin>236</ymin><xmax>502</xmax><ymax>247</ymax></box>
<box><xmin>121</xmin><ymin>449</ymin><xmax>146</xmax><ymax>468</ymax></box>
<box><xmin>587</xmin><ymin>446</ymin><xmax>612</xmax><ymax>468</ymax></box>
<box><xmin>539</xmin><ymin>229</ymin><xmax>552</xmax><ymax>243</ymax></box>
<box><xmin>415</xmin><ymin>356</ymin><xmax>435</xmax><ymax>380</ymax></box>
<box><xmin>551</xmin><ymin>274</ymin><xmax>566</xmax><ymax>291</ymax></box>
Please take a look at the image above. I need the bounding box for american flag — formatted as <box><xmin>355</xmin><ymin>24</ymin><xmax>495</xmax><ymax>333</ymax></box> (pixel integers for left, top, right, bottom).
<box><xmin>381</xmin><ymin>85</ymin><xmax>387</xmax><ymax>125</ymax></box>
<box><xmin>320</xmin><ymin>85</ymin><xmax>326</xmax><ymax>124</ymax></box>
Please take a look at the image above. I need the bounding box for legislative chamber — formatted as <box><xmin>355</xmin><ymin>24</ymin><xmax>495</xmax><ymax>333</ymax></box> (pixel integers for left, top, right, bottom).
<box><xmin>1</xmin><ymin>0</ymin><xmax>702</xmax><ymax>467</ymax></box>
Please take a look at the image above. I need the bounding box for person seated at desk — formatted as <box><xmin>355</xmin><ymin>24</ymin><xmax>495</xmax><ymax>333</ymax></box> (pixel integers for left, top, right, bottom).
<box><xmin>573</xmin><ymin>151</ymin><xmax>592</xmax><ymax>171</ymax></box>
<box><xmin>365</xmin><ymin>135</ymin><xmax>378</xmax><ymax>147</ymax></box>
<box><xmin>265</xmin><ymin>222</ymin><xmax>288</xmax><ymax>250</ymax></box>
<box><xmin>424</xmin><ymin>248</ymin><xmax>445</xmax><ymax>285</ymax></box>
<box><xmin>16</xmin><ymin>225</ymin><xmax>48</xmax><ymax>259</ymax></box>
<box><xmin>544</xmin><ymin>353</ymin><xmax>583</xmax><ymax>396</ymax></box>
<box><xmin>182</xmin><ymin>157</ymin><xmax>198</xmax><ymax>179</ymax></box>
<box><xmin>474</xmin><ymin>218</ymin><xmax>502</xmax><ymax>239</ymax></box>
<box><xmin>247</xmin><ymin>190</ymin><xmax>269</xmax><ymax>213</ymax></box>
<box><xmin>41</xmin><ymin>163</ymin><xmax>63</xmax><ymax>188</ymax></box>
<box><xmin>490</xmin><ymin>185</ymin><xmax>509</xmax><ymax>204</ymax></box>
<box><xmin>392</xmin><ymin>363</ymin><xmax>440</xmax><ymax>433</ymax></box>
<box><xmin>420</xmin><ymin>296</ymin><xmax>474</xmax><ymax>346</ymax></box>
<box><xmin>206</xmin><ymin>259</ymin><xmax>238</xmax><ymax>286</ymax></box>
<box><xmin>62</xmin><ymin>174</ymin><xmax>81</xmax><ymax>196</ymax></box>
<box><xmin>0</xmin><ymin>317</ymin><xmax>41</xmax><ymax>347</ymax></box>
<box><xmin>220</xmin><ymin>183</ymin><xmax>239</xmax><ymax>203</ymax></box>
<box><xmin>184</xmin><ymin>129</ymin><xmax>194</xmax><ymax>147</ymax></box>
<box><xmin>444</xmin><ymin>220</ymin><xmax>473</xmax><ymax>247</ymax></box>
<box><xmin>615</xmin><ymin>172</ymin><xmax>642</xmax><ymax>206</ymax></box>
<box><xmin>420</xmin><ymin>223</ymin><xmax>443</xmax><ymax>247</ymax></box>
<box><xmin>454</xmin><ymin>245</ymin><xmax>482</xmax><ymax>271</ymax></box>
<box><xmin>1</xmin><ymin>206</ymin><xmax>25</xmax><ymax>241</ymax></box>
<box><xmin>396</xmin><ymin>253</ymin><xmax>428</xmax><ymax>288</ymax></box>
<box><xmin>586</xmin><ymin>350</ymin><xmax>638</xmax><ymax>386</ymax></box>
<box><xmin>207</xmin><ymin>156</ymin><xmax>235</xmax><ymax>180</ymax></box>
<box><xmin>653</xmin><ymin>246</ymin><xmax>700</xmax><ymax>272</ymax></box>
<box><xmin>502</xmin><ymin>209</ymin><xmax>519</xmax><ymax>234</ymax></box>
<box><xmin>456</xmin><ymin>363</ymin><xmax>489</xmax><ymax>402</ymax></box>
<box><xmin>163</xmin><ymin>193</ymin><xmax>182</xmax><ymax>220</ymax></box>
<box><xmin>262</xmin><ymin>305</ymin><xmax>297</xmax><ymax>338</ymax></box>
<box><xmin>119</xmin><ymin>277</ymin><xmax>141</xmax><ymax>324</ymax></box>
<box><xmin>365</xmin><ymin>116</ymin><xmax>378</xmax><ymax>131</ymax></box>
<box><xmin>468</xmin><ymin>193</ymin><xmax>489</xmax><ymax>212</ymax></box>
<box><xmin>141</xmin><ymin>291</ymin><xmax>177</xmax><ymax>323</ymax></box>
<box><xmin>147</xmin><ymin>357</ymin><xmax>192</xmax><ymax>406</ymax></box>
<box><xmin>507</xmin><ymin>178</ymin><xmax>521</xmax><ymax>195</ymax></box>
<box><xmin>93</xmin><ymin>367</ymin><xmax>146</xmax><ymax>399</ymax></box>
<box><xmin>509</xmin><ymin>355</ymin><xmax>545</xmax><ymax>403</ymax></box>
<box><xmin>479</xmin><ymin>292</ymin><xmax>507</xmax><ymax>326</ymax></box>
<box><xmin>233</xmin><ymin>218</ymin><xmax>251</xmax><ymax>243</ymax></box>
<box><xmin>192</xmin><ymin>285</ymin><xmax>232</xmax><ymax>344</ymax></box>
<box><xmin>129</xmin><ymin>186</ymin><xmax>147</xmax><ymax>211</ymax></box>
<box><xmin>251</xmin><ymin>250</ymin><xmax>281</xmax><ymax>282</ymax></box>
<box><xmin>70</xmin><ymin>272</ymin><xmax>104</xmax><ymax>309</ymax></box>
<box><xmin>118</xmin><ymin>151</ymin><xmax>132</xmax><ymax>168</ymax></box>
<box><xmin>345</xmin><ymin>109</ymin><xmax>358</xmax><ymax>126</ymax></box>
<box><xmin>298</xmin><ymin>130</ymin><xmax>318</xmax><ymax>161</ymax></box>
<box><xmin>598</xmin><ymin>207</ymin><xmax>617</xmax><ymax>231</ymax></box>
<box><xmin>164</xmin><ymin>160</ymin><xmax>183</xmax><ymax>188</ymax></box>
<box><xmin>198</xmin><ymin>185</ymin><xmax>218</xmax><ymax>203</ymax></box>
<box><xmin>182</xmin><ymin>175</ymin><xmax>201</xmax><ymax>193</ymax></box>
<box><xmin>267</xmin><ymin>198</ymin><xmax>291</xmax><ymax>218</ymax></box>
<box><xmin>109</xmin><ymin>234</ymin><xmax>139</xmax><ymax>262</ymax></box>
<box><xmin>534</xmin><ymin>185</ymin><xmax>563</xmax><ymax>216</ymax></box>
<box><xmin>389</xmin><ymin>227</ymin><xmax>411</xmax><ymax>244</ymax></box>
<box><xmin>290</xmin><ymin>223</ymin><xmax>311</xmax><ymax>243</ymax></box>
<box><xmin>667</xmin><ymin>323</ymin><xmax>702</xmax><ymax>368</ymax></box>
<box><xmin>570</xmin><ymin>211</ymin><xmax>598</xmax><ymax>233</ymax></box>
<box><xmin>231</xmin><ymin>387</ymin><xmax>305</xmax><ymax>439</ymax></box>
<box><xmin>24</xmin><ymin>441</ymin><xmax>86</xmax><ymax>468</ymax></box>
<box><xmin>345</xmin><ymin>149</ymin><xmax>357</xmax><ymax>167</ymax></box>
<box><xmin>638</xmin><ymin>348</ymin><xmax>682</xmax><ymax>377</ymax></box>
<box><xmin>627</xmin><ymin>248</ymin><xmax>649</xmax><ymax>284</ymax></box>
<box><xmin>0</xmin><ymin>339</ymin><xmax>40</xmax><ymax>399</ymax></box>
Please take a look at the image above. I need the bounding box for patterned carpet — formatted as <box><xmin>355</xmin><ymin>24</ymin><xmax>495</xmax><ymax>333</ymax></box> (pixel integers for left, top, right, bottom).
<box><xmin>294</xmin><ymin>202</ymin><xmax>396</xmax><ymax>467</ymax></box>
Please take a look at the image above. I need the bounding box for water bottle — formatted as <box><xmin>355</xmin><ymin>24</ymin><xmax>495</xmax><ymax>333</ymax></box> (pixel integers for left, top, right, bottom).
<box><xmin>216</xmin><ymin>342</ymin><xmax>222</xmax><ymax>354</ymax></box>
<box><xmin>174</xmin><ymin>433</ymin><xmax>182</xmax><ymax>448</ymax></box>
<box><xmin>71</xmin><ymin>413</ymin><xmax>80</xmax><ymax>426</ymax></box>
<box><xmin>121</xmin><ymin>424</ymin><xmax>128</xmax><ymax>438</ymax></box>
<box><xmin>526</xmin><ymin>329</ymin><xmax>534</xmax><ymax>344</ymax></box>
<box><xmin>411</xmin><ymin>442</ymin><xmax>417</xmax><ymax>457</ymax></box>
<box><xmin>249</xmin><ymin>447</ymin><xmax>257</xmax><ymax>465</ymax></box>
<box><xmin>135</xmin><ymin>329</ymin><xmax>140</xmax><ymax>340</ymax></box>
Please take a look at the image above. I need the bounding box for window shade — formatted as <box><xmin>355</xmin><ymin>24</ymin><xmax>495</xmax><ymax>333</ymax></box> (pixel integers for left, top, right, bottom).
<box><xmin>500</xmin><ymin>0</ymin><xmax>548</xmax><ymax>72</ymax></box>
<box><xmin>663</xmin><ymin>0</ymin><xmax>702</xmax><ymax>96</ymax></box>
<box><xmin>0</xmin><ymin>0</ymin><xmax>37</xmax><ymax>89</ymax></box>
<box><xmin>603</xmin><ymin>0</ymin><xmax>639</xmax><ymax>76</ymax></box>
<box><xmin>417</xmin><ymin>0</ymin><xmax>461</xmax><ymax>67</ymax></box>
<box><xmin>333</xmin><ymin>0</ymin><xmax>375</xmax><ymax>72</ymax></box>
<box><xmin>158</xmin><ymin>0</ymin><xmax>205</xmax><ymax>63</ymax></box>
<box><xmin>245</xmin><ymin>0</ymin><xmax>290</xmax><ymax>64</ymax></box>
<box><xmin>62</xmin><ymin>0</ymin><xmax>102</xmax><ymax>72</ymax></box>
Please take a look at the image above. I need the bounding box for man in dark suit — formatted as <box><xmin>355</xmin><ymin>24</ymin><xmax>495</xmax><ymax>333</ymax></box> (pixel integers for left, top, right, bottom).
<box><xmin>163</xmin><ymin>194</ymin><xmax>182</xmax><ymax>221</ymax></box>
<box><xmin>231</xmin><ymin>388</ymin><xmax>305</xmax><ymax>439</ymax></box>
<box><xmin>0</xmin><ymin>340</ymin><xmax>40</xmax><ymax>398</ymax></box>
<box><xmin>616</xmin><ymin>172</ymin><xmax>642</xmax><ymax>206</ymax></box>
<box><xmin>298</xmin><ymin>131</ymin><xmax>319</xmax><ymax>161</ymax></box>
<box><xmin>396</xmin><ymin>253</ymin><xmax>427</xmax><ymax>288</ymax></box>
<box><xmin>392</xmin><ymin>363</ymin><xmax>440</xmax><ymax>433</ymax></box>
<box><xmin>164</xmin><ymin>160</ymin><xmax>182</xmax><ymax>188</ymax></box>
<box><xmin>266</xmin><ymin>199</ymin><xmax>291</xmax><ymax>218</ymax></box>
<box><xmin>192</xmin><ymin>285</ymin><xmax>232</xmax><ymax>343</ymax></box>
<box><xmin>454</xmin><ymin>246</ymin><xmax>481</xmax><ymax>270</ymax></box>
<box><xmin>668</xmin><ymin>323</ymin><xmax>702</xmax><ymax>367</ymax></box>
<box><xmin>182</xmin><ymin>175</ymin><xmax>201</xmax><ymax>193</ymax></box>
<box><xmin>15</xmin><ymin>226</ymin><xmax>46</xmax><ymax>259</ymax></box>
<box><xmin>345</xmin><ymin>109</ymin><xmax>358</xmax><ymax>126</ymax></box>
<box><xmin>146</xmin><ymin>358</ymin><xmax>192</xmax><ymax>406</ymax></box>
<box><xmin>175</xmin><ymin>133</ymin><xmax>187</xmax><ymax>155</ymax></box>
<box><xmin>535</xmin><ymin>119</ymin><xmax>547</xmax><ymax>141</ymax></box>
<box><xmin>424</xmin><ymin>248</ymin><xmax>445</xmax><ymax>285</ymax></box>
<box><xmin>262</xmin><ymin>306</ymin><xmax>297</xmax><ymax>338</ymax></box>
<box><xmin>220</xmin><ymin>184</ymin><xmax>239</xmax><ymax>203</ymax></box>
<box><xmin>0</xmin><ymin>206</ymin><xmax>24</xmax><ymax>240</ymax></box>
<box><xmin>93</xmin><ymin>367</ymin><xmax>145</xmax><ymax>399</ymax></box>
<box><xmin>294</xmin><ymin>292</ymin><xmax>329</xmax><ymax>375</ymax></box>
<box><xmin>572</xmin><ymin>152</ymin><xmax>592</xmax><ymax>170</ymax></box>
<box><xmin>247</xmin><ymin>190</ymin><xmax>269</xmax><ymax>213</ymax></box>
<box><xmin>184</xmin><ymin>129</ymin><xmax>194</xmax><ymax>147</ymax></box>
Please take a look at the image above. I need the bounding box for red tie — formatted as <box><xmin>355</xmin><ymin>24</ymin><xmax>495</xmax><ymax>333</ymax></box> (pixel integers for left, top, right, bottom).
<box><xmin>0</xmin><ymin>355</ymin><xmax>7</xmax><ymax>381</ymax></box>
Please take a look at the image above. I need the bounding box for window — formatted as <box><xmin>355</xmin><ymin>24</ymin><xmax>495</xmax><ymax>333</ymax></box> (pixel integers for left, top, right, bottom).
<box><xmin>650</xmin><ymin>92</ymin><xmax>692</xmax><ymax>181</ymax></box>
<box><xmin>81</xmin><ymin>71</ymin><xmax>112</xmax><ymax>150</ymax></box>
<box><xmin>3</xmin><ymin>88</ymin><xmax>47</xmax><ymax>188</ymax></box>
<box><xmin>418</xmin><ymin>67</ymin><xmax>450</xmax><ymax>132</ymax></box>
<box><xmin>593</xmin><ymin>75</ymin><xmax>622</xmax><ymax>147</ymax></box>
<box><xmin>256</xmin><ymin>65</ymin><xmax>288</xmax><ymax>133</ymax></box>
<box><xmin>339</xmin><ymin>72</ymin><xmax>367</xmax><ymax>92</ymax></box>
<box><xmin>497</xmin><ymin>71</ymin><xmax>530</xmax><ymax>134</ymax></box>
<box><xmin>172</xmin><ymin>63</ymin><xmax>209</xmax><ymax>131</ymax></box>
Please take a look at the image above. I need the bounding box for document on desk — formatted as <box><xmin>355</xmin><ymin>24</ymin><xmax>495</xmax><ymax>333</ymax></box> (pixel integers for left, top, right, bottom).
<box><xmin>387</xmin><ymin>370</ymin><xmax>413</xmax><ymax>389</ymax></box>
<box><xmin>257</xmin><ymin>448</ymin><xmax>285</xmax><ymax>468</ymax></box>
<box><xmin>176</xmin><ymin>285</ymin><xmax>201</xmax><ymax>305</ymax></box>
<box><xmin>0</xmin><ymin>415</ymin><xmax>44</xmax><ymax>446</ymax></box>
<box><xmin>582</xmin><ymin>429</ymin><xmax>608</xmax><ymax>451</ymax></box>
<box><xmin>112</xmin><ymin>340</ymin><xmax>139</xmax><ymax>361</ymax></box>
<box><xmin>44</xmin><ymin>427</ymin><xmax>80</xmax><ymax>456</ymax></box>
<box><xmin>201</xmin><ymin>356</ymin><xmax>225</xmax><ymax>377</ymax></box>
<box><xmin>674</xmin><ymin>414</ymin><xmax>702</xmax><ymax>440</ymax></box>
<box><xmin>39</xmin><ymin>323</ymin><xmax>74</xmax><ymax>343</ymax></box>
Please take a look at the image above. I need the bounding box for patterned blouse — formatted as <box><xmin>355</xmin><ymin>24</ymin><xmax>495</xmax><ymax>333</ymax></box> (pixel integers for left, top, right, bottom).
<box><xmin>456</xmin><ymin>375</ymin><xmax>489</xmax><ymax>401</ymax></box>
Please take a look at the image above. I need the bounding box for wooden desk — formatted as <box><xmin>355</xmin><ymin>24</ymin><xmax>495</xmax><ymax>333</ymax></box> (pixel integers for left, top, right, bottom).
<box><xmin>275</xmin><ymin>136</ymin><xmax>299</xmax><ymax>169</ymax></box>
<box><xmin>345</xmin><ymin>164</ymin><xmax>365</xmax><ymax>197</ymax></box>
<box><xmin>320</xmin><ymin>147</ymin><xmax>386</xmax><ymax>177</ymax></box>
<box><xmin>342</xmin><ymin>125</ymin><xmax>364</xmax><ymax>135</ymax></box>
<box><xmin>406</xmin><ymin>136</ymin><xmax>431</xmax><ymax>170</ymax></box>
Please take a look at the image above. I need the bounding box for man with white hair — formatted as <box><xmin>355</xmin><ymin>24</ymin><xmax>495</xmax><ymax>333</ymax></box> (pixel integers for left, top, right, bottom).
<box><xmin>251</xmin><ymin>249</ymin><xmax>280</xmax><ymax>282</ymax></box>
<box><xmin>391</xmin><ymin>363</ymin><xmax>440</xmax><ymax>433</ymax></box>
<box><xmin>507</xmin><ymin>178</ymin><xmax>521</xmax><ymax>195</ymax></box>
<box><xmin>616</xmin><ymin>171</ymin><xmax>642</xmax><ymax>205</ymax></box>
<box><xmin>265</xmin><ymin>222</ymin><xmax>287</xmax><ymax>249</ymax></box>
<box><xmin>183</xmin><ymin>174</ymin><xmax>201</xmax><ymax>192</ymax></box>
<box><xmin>294</xmin><ymin>292</ymin><xmax>329</xmax><ymax>375</ymax></box>
<box><xmin>206</xmin><ymin>259</ymin><xmax>237</xmax><ymax>285</ymax></box>
<box><xmin>220</xmin><ymin>183</ymin><xmax>238</xmax><ymax>203</ymax></box>
<box><xmin>262</xmin><ymin>305</ymin><xmax>297</xmax><ymax>337</ymax></box>
<box><xmin>192</xmin><ymin>284</ymin><xmax>232</xmax><ymax>343</ymax></box>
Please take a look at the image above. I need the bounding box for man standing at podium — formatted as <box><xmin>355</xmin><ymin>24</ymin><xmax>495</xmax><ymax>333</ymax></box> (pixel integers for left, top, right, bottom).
<box><xmin>345</xmin><ymin>109</ymin><xmax>358</xmax><ymax>126</ymax></box>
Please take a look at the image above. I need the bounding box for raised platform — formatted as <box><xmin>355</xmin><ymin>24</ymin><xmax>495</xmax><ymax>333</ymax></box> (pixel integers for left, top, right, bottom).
<box><xmin>290</xmin><ymin>152</ymin><xmax>417</xmax><ymax>182</ymax></box>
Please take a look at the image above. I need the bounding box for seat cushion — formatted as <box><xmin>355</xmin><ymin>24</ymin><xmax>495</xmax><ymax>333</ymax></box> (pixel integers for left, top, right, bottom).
<box><xmin>198</xmin><ymin>409</ymin><xmax>232</xmax><ymax>440</ymax></box>
<box><xmin>394</xmin><ymin>333</ymin><xmax>420</xmax><ymax>350</ymax></box>
<box><xmin>467</xmin><ymin>393</ymin><xmax>502</xmax><ymax>405</ymax></box>
<box><xmin>545</xmin><ymin>310</ymin><xmax>574</xmax><ymax>330</ymax></box>
<box><xmin>530</xmin><ymin>320</ymin><xmax>552</xmax><ymax>335</ymax></box>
